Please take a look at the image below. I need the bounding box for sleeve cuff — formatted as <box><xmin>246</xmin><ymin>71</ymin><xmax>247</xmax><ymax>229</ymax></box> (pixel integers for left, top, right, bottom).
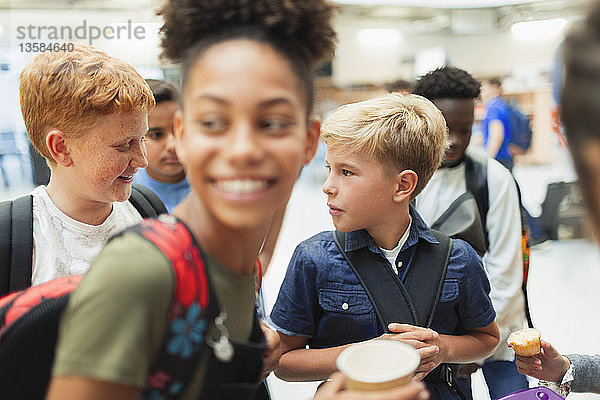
<box><xmin>267</xmin><ymin>317</ymin><xmax>312</xmax><ymax>339</ymax></box>
<box><xmin>537</xmin><ymin>362</ymin><xmax>573</xmax><ymax>398</ymax></box>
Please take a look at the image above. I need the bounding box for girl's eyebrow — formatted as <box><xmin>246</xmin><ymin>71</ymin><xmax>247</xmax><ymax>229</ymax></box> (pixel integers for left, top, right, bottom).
<box><xmin>258</xmin><ymin>97</ymin><xmax>296</xmax><ymax>108</ymax></box>
<box><xmin>190</xmin><ymin>94</ymin><xmax>228</xmax><ymax>105</ymax></box>
<box><xmin>189</xmin><ymin>94</ymin><xmax>296</xmax><ymax>108</ymax></box>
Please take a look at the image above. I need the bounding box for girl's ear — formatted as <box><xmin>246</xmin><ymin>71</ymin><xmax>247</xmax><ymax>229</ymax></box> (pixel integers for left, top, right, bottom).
<box><xmin>46</xmin><ymin>130</ymin><xmax>72</xmax><ymax>167</ymax></box>
<box><xmin>392</xmin><ymin>169</ymin><xmax>418</xmax><ymax>203</ymax></box>
<box><xmin>303</xmin><ymin>119</ymin><xmax>321</xmax><ymax>165</ymax></box>
<box><xmin>173</xmin><ymin>109</ymin><xmax>187</xmax><ymax>167</ymax></box>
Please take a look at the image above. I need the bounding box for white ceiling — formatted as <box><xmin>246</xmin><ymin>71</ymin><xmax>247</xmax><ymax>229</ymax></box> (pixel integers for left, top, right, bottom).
<box><xmin>0</xmin><ymin>0</ymin><xmax>591</xmax><ymax>10</ymax></box>
<box><xmin>336</xmin><ymin>0</ymin><xmax>566</xmax><ymax>8</ymax></box>
<box><xmin>0</xmin><ymin>0</ymin><xmax>593</xmax><ymax>36</ymax></box>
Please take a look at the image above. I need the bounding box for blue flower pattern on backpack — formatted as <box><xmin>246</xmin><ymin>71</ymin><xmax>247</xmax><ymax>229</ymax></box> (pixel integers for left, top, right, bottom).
<box><xmin>169</xmin><ymin>382</ymin><xmax>184</xmax><ymax>395</ymax></box>
<box><xmin>167</xmin><ymin>303</ymin><xmax>207</xmax><ymax>358</ymax></box>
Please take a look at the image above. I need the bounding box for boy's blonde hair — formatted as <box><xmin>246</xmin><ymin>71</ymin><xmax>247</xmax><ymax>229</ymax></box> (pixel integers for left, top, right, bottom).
<box><xmin>19</xmin><ymin>44</ymin><xmax>155</xmax><ymax>164</ymax></box>
<box><xmin>321</xmin><ymin>93</ymin><xmax>448</xmax><ymax>198</ymax></box>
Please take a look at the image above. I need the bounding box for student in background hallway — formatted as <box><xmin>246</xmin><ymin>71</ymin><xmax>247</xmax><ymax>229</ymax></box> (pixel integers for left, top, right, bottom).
<box><xmin>133</xmin><ymin>79</ymin><xmax>190</xmax><ymax>212</ymax></box>
<box><xmin>413</xmin><ymin>66</ymin><xmax>527</xmax><ymax>399</ymax></box>
<box><xmin>480</xmin><ymin>78</ymin><xmax>514</xmax><ymax>171</ymax></box>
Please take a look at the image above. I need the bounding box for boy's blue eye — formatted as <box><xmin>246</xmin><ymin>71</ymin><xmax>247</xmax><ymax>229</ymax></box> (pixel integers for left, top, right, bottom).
<box><xmin>342</xmin><ymin>169</ymin><xmax>352</xmax><ymax>176</ymax></box>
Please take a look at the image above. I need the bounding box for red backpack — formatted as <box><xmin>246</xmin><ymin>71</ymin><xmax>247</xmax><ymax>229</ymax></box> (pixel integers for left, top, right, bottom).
<box><xmin>0</xmin><ymin>216</ymin><xmax>214</xmax><ymax>400</ymax></box>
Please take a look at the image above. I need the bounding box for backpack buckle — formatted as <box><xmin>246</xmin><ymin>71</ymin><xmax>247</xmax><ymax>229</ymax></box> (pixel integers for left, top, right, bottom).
<box><xmin>441</xmin><ymin>364</ymin><xmax>453</xmax><ymax>386</ymax></box>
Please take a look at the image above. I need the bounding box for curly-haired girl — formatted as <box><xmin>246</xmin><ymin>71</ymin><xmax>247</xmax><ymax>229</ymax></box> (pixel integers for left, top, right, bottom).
<box><xmin>45</xmin><ymin>1</ymin><xmax>431</xmax><ymax>399</ymax></box>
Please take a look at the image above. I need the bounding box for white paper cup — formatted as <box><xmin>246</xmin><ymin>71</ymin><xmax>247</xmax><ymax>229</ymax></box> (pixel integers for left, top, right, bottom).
<box><xmin>336</xmin><ymin>340</ymin><xmax>420</xmax><ymax>391</ymax></box>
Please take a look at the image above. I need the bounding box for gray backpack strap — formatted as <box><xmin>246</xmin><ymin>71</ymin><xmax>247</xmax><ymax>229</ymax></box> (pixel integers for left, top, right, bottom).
<box><xmin>0</xmin><ymin>195</ymin><xmax>34</xmax><ymax>296</ymax></box>
<box><xmin>464</xmin><ymin>153</ymin><xmax>489</xmax><ymax>250</ymax></box>
<box><xmin>129</xmin><ymin>184</ymin><xmax>167</xmax><ymax>218</ymax></box>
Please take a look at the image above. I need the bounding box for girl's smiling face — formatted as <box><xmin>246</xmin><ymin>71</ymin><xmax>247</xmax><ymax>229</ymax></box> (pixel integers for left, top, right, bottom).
<box><xmin>175</xmin><ymin>39</ymin><xmax>319</xmax><ymax>231</ymax></box>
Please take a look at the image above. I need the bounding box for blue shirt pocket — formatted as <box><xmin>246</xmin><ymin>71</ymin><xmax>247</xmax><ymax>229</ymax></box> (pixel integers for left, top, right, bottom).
<box><xmin>313</xmin><ymin>286</ymin><xmax>378</xmax><ymax>348</ymax></box>
<box><xmin>439</xmin><ymin>279</ymin><xmax>459</xmax><ymax>303</ymax></box>
<box><xmin>318</xmin><ymin>287</ymin><xmax>373</xmax><ymax>315</ymax></box>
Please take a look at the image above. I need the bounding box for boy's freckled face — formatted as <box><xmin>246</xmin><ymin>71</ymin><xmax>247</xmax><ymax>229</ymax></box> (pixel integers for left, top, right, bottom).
<box><xmin>322</xmin><ymin>147</ymin><xmax>398</xmax><ymax>233</ymax></box>
<box><xmin>68</xmin><ymin>111</ymin><xmax>148</xmax><ymax>204</ymax></box>
<box><xmin>176</xmin><ymin>40</ymin><xmax>315</xmax><ymax>231</ymax></box>
<box><xmin>145</xmin><ymin>101</ymin><xmax>184</xmax><ymax>183</ymax></box>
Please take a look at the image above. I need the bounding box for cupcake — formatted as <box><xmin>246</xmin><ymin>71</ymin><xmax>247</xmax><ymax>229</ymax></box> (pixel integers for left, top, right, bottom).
<box><xmin>507</xmin><ymin>328</ymin><xmax>541</xmax><ymax>356</ymax></box>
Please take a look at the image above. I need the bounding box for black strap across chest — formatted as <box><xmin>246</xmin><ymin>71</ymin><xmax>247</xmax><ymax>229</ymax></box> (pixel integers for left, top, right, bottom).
<box><xmin>332</xmin><ymin>229</ymin><xmax>452</xmax><ymax>329</ymax></box>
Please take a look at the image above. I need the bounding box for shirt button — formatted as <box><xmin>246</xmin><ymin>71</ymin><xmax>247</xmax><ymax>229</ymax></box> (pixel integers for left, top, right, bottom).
<box><xmin>397</xmin><ymin>261</ymin><xmax>403</xmax><ymax>268</ymax></box>
<box><xmin>341</xmin><ymin>302</ymin><xmax>349</xmax><ymax>310</ymax></box>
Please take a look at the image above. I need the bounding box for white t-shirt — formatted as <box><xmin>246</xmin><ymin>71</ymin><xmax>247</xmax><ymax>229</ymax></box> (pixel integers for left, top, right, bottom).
<box><xmin>379</xmin><ymin>216</ymin><xmax>412</xmax><ymax>275</ymax></box>
<box><xmin>415</xmin><ymin>155</ymin><xmax>525</xmax><ymax>361</ymax></box>
<box><xmin>31</xmin><ymin>186</ymin><xmax>142</xmax><ymax>286</ymax></box>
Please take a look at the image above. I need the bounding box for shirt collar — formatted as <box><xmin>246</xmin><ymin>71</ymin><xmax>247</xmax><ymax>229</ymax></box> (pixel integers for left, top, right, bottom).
<box><xmin>343</xmin><ymin>204</ymin><xmax>438</xmax><ymax>253</ymax></box>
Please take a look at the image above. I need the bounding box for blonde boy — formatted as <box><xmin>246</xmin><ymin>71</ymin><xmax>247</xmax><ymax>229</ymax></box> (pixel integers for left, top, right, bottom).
<box><xmin>271</xmin><ymin>93</ymin><xmax>500</xmax><ymax>400</ymax></box>
<box><xmin>18</xmin><ymin>44</ymin><xmax>154</xmax><ymax>287</ymax></box>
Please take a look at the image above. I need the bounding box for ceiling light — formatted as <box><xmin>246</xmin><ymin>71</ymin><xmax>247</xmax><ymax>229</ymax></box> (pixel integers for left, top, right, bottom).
<box><xmin>357</xmin><ymin>28</ymin><xmax>402</xmax><ymax>48</ymax></box>
<box><xmin>511</xmin><ymin>18</ymin><xmax>569</xmax><ymax>41</ymax></box>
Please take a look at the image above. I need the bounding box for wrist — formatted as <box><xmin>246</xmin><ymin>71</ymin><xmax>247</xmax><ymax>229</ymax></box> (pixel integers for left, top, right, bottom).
<box><xmin>539</xmin><ymin>356</ymin><xmax>572</xmax><ymax>398</ymax></box>
<box><xmin>551</xmin><ymin>355</ymin><xmax>571</xmax><ymax>382</ymax></box>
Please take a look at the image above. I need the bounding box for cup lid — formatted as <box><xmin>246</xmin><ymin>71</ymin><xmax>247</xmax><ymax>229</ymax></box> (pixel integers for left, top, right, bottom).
<box><xmin>336</xmin><ymin>340</ymin><xmax>420</xmax><ymax>383</ymax></box>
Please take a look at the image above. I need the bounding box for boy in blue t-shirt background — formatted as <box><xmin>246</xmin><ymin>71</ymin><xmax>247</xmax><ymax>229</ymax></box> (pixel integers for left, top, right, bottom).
<box><xmin>270</xmin><ymin>93</ymin><xmax>500</xmax><ymax>400</ymax></box>
<box><xmin>133</xmin><ymin>79</ymin><xmax>189</xmax><ymax>212</ymax></box>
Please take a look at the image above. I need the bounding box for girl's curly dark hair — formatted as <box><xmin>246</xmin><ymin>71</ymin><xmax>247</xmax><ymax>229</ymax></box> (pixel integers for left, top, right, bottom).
<box><xmin>159</xmin><ymin>0</ymin><xmax>337</xmax><ymax>67</ymax></box>
<box><xmin>157</xmin><ymin>0</ymin><xmax>338</xmax><ymax>113</ymax></box>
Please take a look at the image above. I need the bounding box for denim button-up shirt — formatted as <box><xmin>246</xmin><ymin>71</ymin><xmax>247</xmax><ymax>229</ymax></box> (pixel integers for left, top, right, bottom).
<box><xmin>270</xmin><ymin>207</ymin><xmax>495</xmax><ymax>399</ymax></box>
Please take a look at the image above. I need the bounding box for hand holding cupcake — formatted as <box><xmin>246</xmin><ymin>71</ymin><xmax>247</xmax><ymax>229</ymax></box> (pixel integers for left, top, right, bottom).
<box><xmin>510</xmin><ymin>331</ymin><xmax>571</xmax><ymax>384</ymax></box>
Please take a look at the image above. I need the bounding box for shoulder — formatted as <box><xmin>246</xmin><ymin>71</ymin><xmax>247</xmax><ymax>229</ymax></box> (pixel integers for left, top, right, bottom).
<box><xmin>88</xmin><ymin>231</ymin><xmax>174</xmax><ymax>299</ymax></box>
<box><xmin>31</xmin><ymin>185</ymin><xmax>54</xmax><ymax>216</ymax></box>
<box><xmin>486</xmin><ymin>158</ymin><xmax>519</xmax><ymax>198</ymax></box>
<box><xmin>295</xmin><ymin>230</ymin><xmax>336</xmax><ymax>252</ymax></box>
<box><xmin>285</xmin><ymin>231</ymin><xmax>344</xmax><ymax>280</ymax></box>
<box><xmin>54</xmin><ymin>231</ymin><xmax>175</xmax><ymax>387</ymax></box>
<box><xmin>486</xmin><ymin>158</ymin><xmax>514</xmax><ymax>182</ymax></box>
<box><xmin>447</xmin><ymin>238</ymin><xmax>485</xmax><ymax>274</ymax></box>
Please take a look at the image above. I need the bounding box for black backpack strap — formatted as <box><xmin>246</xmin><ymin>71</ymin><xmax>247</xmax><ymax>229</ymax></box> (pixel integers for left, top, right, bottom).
<box><xmin>332</xmin><ymin>229</ymin><xmax>452</xmax><ymax>328</ymax></box>
<box><xmin>464</xmin><ymin>153</ymin><xmax>489</xmax><ymax>249</ymax></box>
<box><xmin>0</xmin><ymin>195</ymin><xmax>34</xmax><ymax>296</ymax></box>
<box><xmin>129</xmin><ymin>184</ymin><xmax>167</xmax><ymax>218</ymax></box>
<box><xmin>0</xmin><ymin>199</ymin><xmax>11</xmax><ymax>295</ymax></box>
<box><xmin>404</xmin><ymin>230</ymin><xmax>453</xmax><ymax>327</ymax></box>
